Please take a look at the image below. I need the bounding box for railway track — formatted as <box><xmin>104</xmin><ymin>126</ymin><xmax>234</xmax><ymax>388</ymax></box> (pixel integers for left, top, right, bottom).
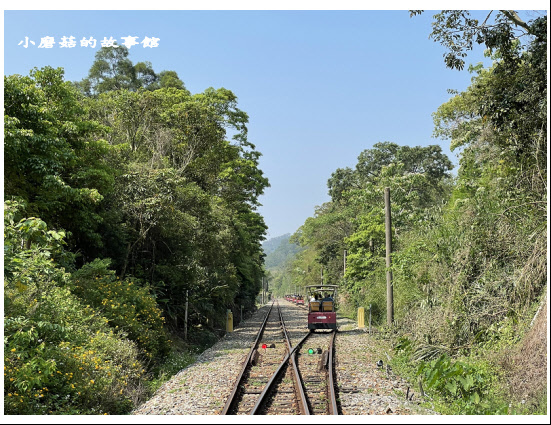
<box><xmin>222</xmin><ymin>300</ymin><xmax>339</xmax><ymax>415</ymax></box>
<box><xmin>293</xmin><ymin>330</ymin><xmax>338</xmax><ymax>415</ymax></box>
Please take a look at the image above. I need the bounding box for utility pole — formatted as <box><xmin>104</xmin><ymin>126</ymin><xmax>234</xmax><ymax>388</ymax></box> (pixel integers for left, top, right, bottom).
<box><xmin>384</xmin><ymin>187</ymin><xmax>394</xmax><ymax>325</ymax></box>
<box><xmin>262</xmin><ymin>277</ymin><xmax>264</xmax><ymax>304</ymax></box>
<box><xmin>184</xmin><ymin>290</ymin><xmax>189</xmax><ymax>340</ymax></box>
<box><xmin>343</xmin><ymin>249</ymin><xmax>347</xmax><ymax>275</ymax></box>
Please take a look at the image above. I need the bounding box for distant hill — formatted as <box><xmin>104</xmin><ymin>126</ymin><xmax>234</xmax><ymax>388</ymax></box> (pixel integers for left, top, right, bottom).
<box><xmin>263</xmin><ymin>234</ymin><xmax>302</xmax><ymax>270</ymax></box>
<box><xmin>262</xmin><ymin>234</ymin><xmax>290</xmax><ymax>255</ymax></box>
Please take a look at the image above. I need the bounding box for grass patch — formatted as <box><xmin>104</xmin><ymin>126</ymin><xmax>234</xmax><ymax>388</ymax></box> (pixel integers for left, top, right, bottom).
<box><xmin>143</xmin><ymin>334</ymin><xmax>200</xmax><ymax>396</ymax></box>
<box><xmin>390</xmin><ymin>337</ymin><xmax>517</xmax><ymax>414</ymax></box>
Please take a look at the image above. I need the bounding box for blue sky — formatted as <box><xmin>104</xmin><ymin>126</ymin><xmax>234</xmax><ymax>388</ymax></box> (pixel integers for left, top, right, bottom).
<box><xmin>3</xmin><ymin>9</ymin><xmax>545</xmax><ymax>239</ymax></box>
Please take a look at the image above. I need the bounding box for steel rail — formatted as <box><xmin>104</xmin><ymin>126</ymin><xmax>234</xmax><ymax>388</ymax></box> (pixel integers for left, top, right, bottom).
<box><xmin>223</xmin><ymin>300</ymin><xmax>338</xmax><ymax>415</ymax></box>
<box><xmin>279</xmin><ymin>302</ymin><xmax>310</xmax><ymax>415</ymax></box>
<box><xmin>327</xmin><ymin>330</ymin><xmax>339</xmax><ymax>415</ymax></box>
<box><xmin>290</xmin><ymin>339</ymin><xmax>311</xmax><ymax>414</ymax></box>
<box><xmin>249</xmin><ymin>303</ymin><xmax>309</xmax><ymax>415</ymax></box>
<box><xmin>221</xmin><ymin>301</ymin><xmax>275</xmax><ymax>415</ymax></box>
<box><xmin>291</xmin><ymin>329</ymin><xmax>338</xmax><ymax>415</ymax></box>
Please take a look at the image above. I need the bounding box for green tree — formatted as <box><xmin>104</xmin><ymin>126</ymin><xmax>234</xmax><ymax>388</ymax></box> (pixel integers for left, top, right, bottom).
<box><xmin>158</xmin><ymin>70</ymin><xmax>186</xmax><ymax>90</ymax></box>
<box><xmin>81</xmin><ymin>82</ymin><xmax>269</xmax><ymax>329</ymax></box>
<box><xmin>326</xmin><ymin>167</ymin><xmax>359</xmax><ymax>203</ymax></box>
<box><xmin>78</xmin><ymin>46</ymin><xmax>186</xmax><ymax>95</ymax></box>
<box><xmin>294</xmin><ymin>142</ymin><xmax>454</xmax><ymax>320</ymax></box>
<box><xmin>84</xmin><ymin>46</ymin><xmax>141</xmax><ymax>93</ymax></box>
<box><xmin>329</xmin><ymin>142</ymin><xmax>453</xmax><ymax>204</ymax></box>
<box><xmin>410</xmin><ymin>10</ymin><xmax>541</xmax><ymax>70</ymax></box>
<box><xmin>4</xmin><ymin>67</ymin><xmax>114</xmax><ymax>255</ymax></box>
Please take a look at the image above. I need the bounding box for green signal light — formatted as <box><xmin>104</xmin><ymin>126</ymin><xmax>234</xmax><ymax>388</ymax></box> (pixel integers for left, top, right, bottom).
<box><xmin>308</xmin><ymin>348</ymin><xmax>314</xmax><ymax>355</ymax></box>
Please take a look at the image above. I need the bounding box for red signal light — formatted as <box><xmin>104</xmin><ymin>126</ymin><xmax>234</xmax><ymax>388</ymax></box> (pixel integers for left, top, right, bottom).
<box><xmin>262</xmin><ymin>344</ymin><xmax>267</xmax><ymax>349</ymax></box>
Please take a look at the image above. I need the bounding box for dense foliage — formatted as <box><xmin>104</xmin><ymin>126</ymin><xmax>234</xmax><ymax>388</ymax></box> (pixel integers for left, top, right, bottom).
<box><xmin>4</xmin><ymin>202</ymin><xmax>146</xmax><ymax>414</ymax></box>
<box><xmin>4</xmin><ymin>48</ymin><xmax>269</xmax><ymax>414</ymax></box>
<box><xmin>284</xmin><ymin>11</ymin><xmax>546</xmax><ymax>414</ymax></box>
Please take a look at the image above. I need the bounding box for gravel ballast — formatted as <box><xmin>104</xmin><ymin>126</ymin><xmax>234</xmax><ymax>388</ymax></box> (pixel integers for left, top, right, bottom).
<box><xmin>132</xmin><ymin>299</ymin><xmax>435</xmax><ymax>415</ymax></box>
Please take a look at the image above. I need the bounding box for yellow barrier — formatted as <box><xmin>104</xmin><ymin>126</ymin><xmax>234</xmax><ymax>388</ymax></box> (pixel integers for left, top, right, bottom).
<box><xmin>358</xmin><ymin>307</ymin><xmax>365</xmax><ymax>328</ymax></box>
<box><xmin>226</xmin><ymin>309</ymin><xmax>233</xmax><ymax>332</ymax></box>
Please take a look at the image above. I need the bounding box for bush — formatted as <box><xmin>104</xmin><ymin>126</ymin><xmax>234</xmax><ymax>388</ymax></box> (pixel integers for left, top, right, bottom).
<box><xmin>70</xmin><ymin>259</ymin><xmax>170</xmax><ymax>360</ymax></box>
<box><xmin>4</xmin><ymin>202</ymin><xmax>147</xmax><ymax>414</ymax></box>
<box><xmin>392</xmin><ymin>336</ymin><xmax>510</xmax><ymax>415</ymax></box>
<box><xmin>416</xmin><ymin>354</ymin><xmax>508</xmax><ymax>414</ymax></box>
<box><xmin>4</xmin><ymin>290</ymin><xmax>144</xmax><ymax>414</ymax></box>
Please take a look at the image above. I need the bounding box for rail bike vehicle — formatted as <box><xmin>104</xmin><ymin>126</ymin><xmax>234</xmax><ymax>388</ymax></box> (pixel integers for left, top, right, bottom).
<box><xmin>306</xmin><ymin>284</ymin><xmax>337</xmax><ymax>331</ymax></box>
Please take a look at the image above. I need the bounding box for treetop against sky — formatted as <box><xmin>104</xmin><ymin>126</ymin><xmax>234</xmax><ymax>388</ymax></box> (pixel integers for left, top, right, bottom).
<box><xmin>3</xmin><ymin>7</ymin><xmax>547</xmax><ymax>238</ymax></box>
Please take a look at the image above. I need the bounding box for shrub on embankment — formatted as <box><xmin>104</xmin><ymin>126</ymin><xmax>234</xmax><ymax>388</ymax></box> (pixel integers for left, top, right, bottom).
<box><xmin>4</xmin><ymin>201</ymin><xmax>162</xmax><ymax>414</ymax></box>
